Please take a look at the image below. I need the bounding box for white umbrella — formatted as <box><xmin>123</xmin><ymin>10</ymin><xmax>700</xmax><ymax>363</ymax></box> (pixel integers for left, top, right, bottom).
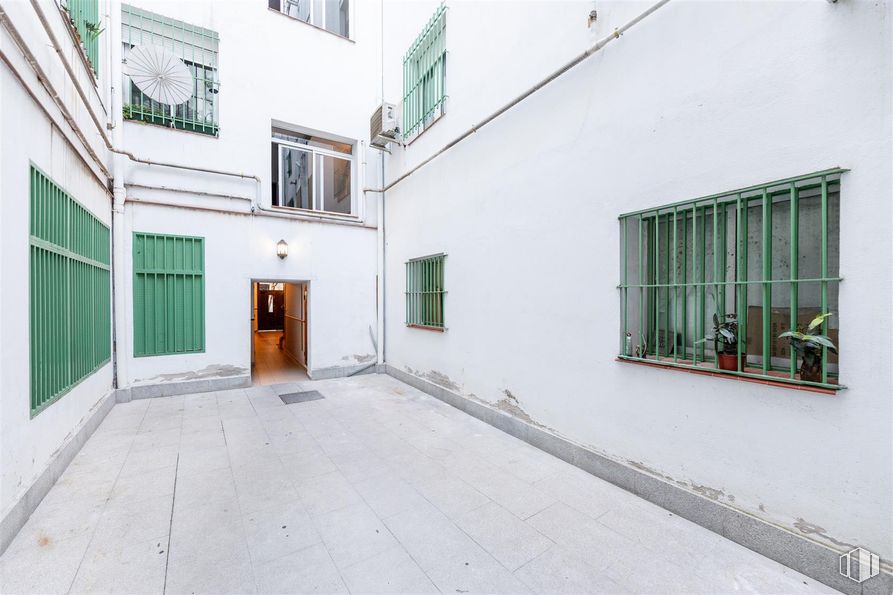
<box><xmin>125</xmin><ymin>45</ymin><xmax>194</xmax><ymax>105</ymax></box>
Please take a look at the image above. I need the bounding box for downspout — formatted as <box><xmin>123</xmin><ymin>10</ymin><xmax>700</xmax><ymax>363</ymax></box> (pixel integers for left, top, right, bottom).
<box><xmin>377</xmin><ymin>0</ymin><xmax>386</xmax><ymax>369</ymax></box>
<box><xmin>362</xmin><ymin>0</ymin><xmax>671</xmax><ymax>195</ymax></box>
<box><xmin>109</xmin><ymin>0</ymin><xmax>124</xmax><ymax>390</ymax></box>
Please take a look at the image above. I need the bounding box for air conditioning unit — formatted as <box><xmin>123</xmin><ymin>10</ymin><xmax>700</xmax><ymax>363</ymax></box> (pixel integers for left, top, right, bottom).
<box><xmin>370</xmin><ymin>103</ymin><xmax>399</xmax><ymax>149</ymax></box>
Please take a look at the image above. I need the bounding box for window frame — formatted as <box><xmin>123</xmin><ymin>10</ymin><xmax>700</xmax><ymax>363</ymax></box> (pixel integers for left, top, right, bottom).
<box><xmin>405</xmin><ymin>253</ymin><xmax>446</xmax><ymax>331</ymax></box>
<box><xmin>616</xmin><ymin>168</ymin><xmax>846</xmax><ymax>392</ymax></box>
<box><xmin>121</xmin><ymin>4</ymin><xmax>220</xmax><ymax>137</ymax></box>
<box><xmin>132</xmin><ymin>232</ymin><xmax>206</xmax><ymax>357</ymax></box>
<box><xmin>402</xmin><ymin>3</ymin><xmax>447</xmax><ymax>142</ymax></box>
<box><xmin>267</xmin><ymin>0</ymin><xmax>353</xmax><ymax>41</ymax></box>
<box><xmin>272</xmin><ymin>133</ymin><xmax>356</xmax><ymax>217</ymax></box>
<box><xmin>29</xmin><ymin>164</ymin><xmax>111</xmax><ymax>417</ymax></box>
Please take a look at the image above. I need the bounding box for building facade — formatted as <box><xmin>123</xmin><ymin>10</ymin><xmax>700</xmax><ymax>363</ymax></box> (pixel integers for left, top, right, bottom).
<box><xmin>1</xmin><ymin>0</ymin><xmax>891</xmax><ymax>590</ymax></box>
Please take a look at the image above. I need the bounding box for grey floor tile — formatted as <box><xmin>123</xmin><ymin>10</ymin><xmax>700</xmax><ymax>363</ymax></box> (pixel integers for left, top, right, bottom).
<box><xmin>165</xmin><ymin>546</ymin><xmax>256</xmax><ymax>594</ymax></box>
<box><xmin>455</xmin><ymin>501</ymin><xmax>553</xmax><ymax>571</ymax></box>
<box><xmin>0</xmin><ymin>532</ymin><xmax>92</xmax><ymax>595</ymax></box>
<box><xmin>353</xmin><ymin>472</ymin><xmax>430</xmax><ymax>519</ymax></box>
<box><xmin>242</xmin><ymin>500</ymin><xmax>321</xmax><ymax>564</ymax></box>
<box><xmin>340</xmin><ymin>545</ymin><xmax>439</xmax><ymax>594</ymax></box>
<box><xmin>253</xmin><ymin>543</ymin><xmax>348</xmax><ymax>594</ymax></box>
<box><xmin>383</xmin><ymin>503</ymin><xmax>480</xmax><ymax>570</ymax></box>
<box><xmin>410</xmin><ymin>472</ymin><xmax>490</xmax><ymax>518</ymax></box>
<box><xmin>423</xmin><ymin>546</ymin><xmax>533</xmax><ymax>594</ymax></box>
<box><xmin>513</xmin><ymin>545</ymin><xmax>626</xmax><ymax>594</ymax></box>
<box><xmin>69</xmin><ymin>535</ymin><xmax>168</xmax><ymax>594</ymax></box>
<box><xmin>313</xmin><ymin>502</ymin><xmax>399</xmax><ymax>569</ymax></box>
<box><xmin>296</xmin><ymin>470</ymin><xmax>363</xmax><ymax>516</ymax></box>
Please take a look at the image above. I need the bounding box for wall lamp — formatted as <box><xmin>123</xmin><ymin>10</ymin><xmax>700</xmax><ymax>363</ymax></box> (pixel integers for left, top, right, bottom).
<box><xmin>276</xmin><ymin>239</ymin><xmax>288</xmax><ymax>259</ymax></box>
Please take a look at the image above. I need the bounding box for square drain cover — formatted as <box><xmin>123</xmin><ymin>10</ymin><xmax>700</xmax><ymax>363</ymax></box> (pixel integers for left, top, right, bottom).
<box><xmin>279</xmin><ymin>390</ymin><xmax>325</xmax><ymax>405</ymax></box>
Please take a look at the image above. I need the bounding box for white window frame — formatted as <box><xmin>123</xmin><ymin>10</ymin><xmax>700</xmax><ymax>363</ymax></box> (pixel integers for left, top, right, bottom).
<box><xmin>273</xmin><ymin>136</ymin><xmax>356</xmax><ymax>217</ymax></box>
<box><xmin>273</xmin><ymin>0</ymin><xmax>352</xmax><ymax>40</ymax></box>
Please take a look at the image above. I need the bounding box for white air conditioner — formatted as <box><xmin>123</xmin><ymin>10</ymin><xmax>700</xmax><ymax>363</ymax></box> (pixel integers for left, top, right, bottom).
<box><xmin>370</xmin><ymin>103</ymin><xmax>399</xmax><ymax>149</ymax></box>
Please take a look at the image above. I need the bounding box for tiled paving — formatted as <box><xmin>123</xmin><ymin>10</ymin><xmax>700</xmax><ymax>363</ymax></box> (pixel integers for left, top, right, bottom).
<box><xmin>0</xmin><ymin>374</ymin><xmax>837</xmax><ymax>594</ymax></box>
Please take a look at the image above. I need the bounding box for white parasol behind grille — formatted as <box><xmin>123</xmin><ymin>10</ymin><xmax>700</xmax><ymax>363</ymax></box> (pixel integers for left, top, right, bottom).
<box><xmin>125</xmin><ymin>45</ymin><xmax>194</xmax><ymax>105</ymax></box>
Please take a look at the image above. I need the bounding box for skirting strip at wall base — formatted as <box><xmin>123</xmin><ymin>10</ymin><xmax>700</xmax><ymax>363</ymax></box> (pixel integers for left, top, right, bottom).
<box><xmin>116</xmin><ymin>374</ymin><xmax>251</xmax><ymax>402</ymax></box>
<box><xmin>385</xmin><ymin>365</ymin><xmax>891</xmax><ymax>595</ymax></box>
<box><xmin>309</xmin><ymin>362</ymin><xmax>381</xmax><ymax>380</ymax></box>
<box><xmin>0</xmin><ymin>390</ymin><xmax>116</xmax><ymax>556</ymax></box>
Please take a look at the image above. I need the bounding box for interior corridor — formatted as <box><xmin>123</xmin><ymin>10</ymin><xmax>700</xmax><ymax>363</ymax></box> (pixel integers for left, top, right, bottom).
<box><xmin>252</xmin><ymin>281</ymin><xmax>310</xmax><ymax>385</ymax></box>
<box><xmin>252</xmin><ymin>331</ymin><xmax>309</xmax><ymax>385</ymax></box>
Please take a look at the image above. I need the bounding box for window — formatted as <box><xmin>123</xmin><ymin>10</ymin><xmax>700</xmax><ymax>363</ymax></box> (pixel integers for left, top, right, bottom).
<box><xmin>269</xmin><ymin>0</ymin><xmax>350</xmax><ymax>39</ymax></box>
<box><xmin>121</xmin><ymin>4</ymin><xmax>220</xmax><ymax>136</ymax></box>
<box><xmin>62</xmin><ymin>0</ymin><xmax>100</xmax><ymax>75</ymax></box>
<box><xmin>29</xmin><ymin>166</ymin><xmax>111</xmax><ymax>416</ymax></box>
<box><xmin>133</xmin><ymin>233</ymin><xmax>205</xmax><ymax>356</ymax></box>
<box><xmin>402</xmin><ymin>4</ymin><xmax>447</xmax><ymax>140</ymax></box>
<box><xmin>618</xmin><ymin>169</ymin><xmax>843</xmax><ymax>390</ymax></box>
<box><xmin>406</xmin><ymin>254</ymin><xmax>446</xmax><ymax>330</ymax></box>
<box><xmin>271</xmin><ymin>127</ymin><xmax>354</xmax><ymax>215</ymax></box>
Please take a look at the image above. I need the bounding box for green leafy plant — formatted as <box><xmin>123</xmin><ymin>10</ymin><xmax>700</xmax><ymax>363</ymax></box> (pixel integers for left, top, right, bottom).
<box><xmin>779</xmin><ymin>312</ymin><xmax>837</xmax><ymax>382</ymax></box>
<box><xmin>696</xmin><ymin>312</ymin><xmax>739</xmax><ymax>355</ymax></box>
<box><xmin>85</xmin><ymin>21</ymin><xmax>105</xmax><ymax>39</ymax></box>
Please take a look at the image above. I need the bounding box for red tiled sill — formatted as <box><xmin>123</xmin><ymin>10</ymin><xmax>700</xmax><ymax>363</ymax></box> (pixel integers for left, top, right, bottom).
<box><xmin>616</xmin><ymin>356</ymin><xmax>840</xmax><ymax>395</ymax></box>
<box><xmin>407</xmin><ymin>324</ymin><xmax>445</xmax><ymax>333</ymax></box>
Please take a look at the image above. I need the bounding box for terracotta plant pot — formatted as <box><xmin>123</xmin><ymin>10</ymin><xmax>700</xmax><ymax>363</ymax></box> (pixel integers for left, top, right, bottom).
<box><xmin>717</xmin><ymin>352</ymin><xmax>746</xmax><ymax>371</ymax></box>
<box><xmin>800</xmin><ymin>358</ymin><xmax>822</xmax><ymax>382</ymax></box>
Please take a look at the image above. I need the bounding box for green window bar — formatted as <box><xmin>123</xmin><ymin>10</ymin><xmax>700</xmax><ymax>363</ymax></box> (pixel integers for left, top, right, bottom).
<box><xmin>29</xmin><ymin>165</ymin><xmax>111</xmax><ymax>417</ymax></box>
<box><xmin>402</xmin><ymin>3</ymin><xmax>447</xmax><ymax>140</ymax></box>
<box><xmin>62</xmin><ymin>0</ymin><xmax>100</xmax><ymax>75</ymax></box>
<box><xmin>121</xmin><ymin>4</ymin><xmax>220</xmax><ymax>136</ymax></box>
<box><xmin>133</xmin><ymin>233</ymin><xmax>205</xmax><ymax>356</ymax></box>
<box><xmin>617</xmin><ymin>168</ymin><xmax>845</xmax><ymax>391</ymax></box>
<box><xmin>406</xmin><ymin>253</ymin><xmax>446</xmax><ymax>330</ymax></box>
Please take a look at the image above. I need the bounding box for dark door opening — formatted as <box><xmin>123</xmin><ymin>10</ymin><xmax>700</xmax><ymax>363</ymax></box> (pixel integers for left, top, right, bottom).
<box><xmin>251</xmin><ymin>281</ymin><xmax>309</xmax><ymax>385</ymax></box>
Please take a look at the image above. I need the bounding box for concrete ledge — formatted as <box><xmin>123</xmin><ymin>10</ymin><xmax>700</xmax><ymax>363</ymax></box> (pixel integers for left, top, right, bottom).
<box><xmin>118</xmin><ymin>374</ymin><xmax>251</xmax><ymax>402</ymax></box>
<box><xmin>309</xmin><ymin>362</ymin><xmax>380</xmax><ymax>380</ymax></box>
<box><xmin>0</xmin><ymin>389</ymin><xmax>116</xmax><ymax>556</ymax></box>
<box><xmin>385</xmin><ymin>364</ymin><xmax>891</xmax><ymax>595</ymax></box>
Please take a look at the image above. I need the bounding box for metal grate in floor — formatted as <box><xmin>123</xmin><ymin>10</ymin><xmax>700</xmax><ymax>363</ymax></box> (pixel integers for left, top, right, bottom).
<box><xmin>279</xmin><ymin>390</ymin><xmax>325</xmax><ymax>404</ymax></box>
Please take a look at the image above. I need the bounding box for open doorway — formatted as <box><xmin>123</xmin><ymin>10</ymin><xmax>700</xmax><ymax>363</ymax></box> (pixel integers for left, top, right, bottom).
<box><xmin>251</xmin><ymin>281</ymin><xmax>309</xmax><ymax>385</ymax></box>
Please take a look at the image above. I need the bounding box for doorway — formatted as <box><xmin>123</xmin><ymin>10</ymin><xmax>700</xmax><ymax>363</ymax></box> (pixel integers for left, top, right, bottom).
<box><xmin>251</xmin><ymin>281</ymin><xmax>309</xmax><ymax>385</ymax></box>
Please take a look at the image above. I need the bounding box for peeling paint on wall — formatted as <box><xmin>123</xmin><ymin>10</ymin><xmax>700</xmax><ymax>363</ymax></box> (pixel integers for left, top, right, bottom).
<box><xmin>133</xmin><ymin>364</ymin><xmax>247</xmax><ymax>385</ymax></box>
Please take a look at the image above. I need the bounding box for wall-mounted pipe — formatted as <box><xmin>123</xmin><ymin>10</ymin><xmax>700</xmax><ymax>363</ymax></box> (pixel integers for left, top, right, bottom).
<box><xmin>362</xmin><ymin>0</ymin><xmax>672</xmax><ymax>196</ymax></box>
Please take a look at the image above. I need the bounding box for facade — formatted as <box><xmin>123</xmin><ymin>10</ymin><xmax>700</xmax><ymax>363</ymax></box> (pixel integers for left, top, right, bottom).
<box><xmin>1</xmin><ymin>0</ymin><xmax>891</xmax><ymax>591</ymax></box>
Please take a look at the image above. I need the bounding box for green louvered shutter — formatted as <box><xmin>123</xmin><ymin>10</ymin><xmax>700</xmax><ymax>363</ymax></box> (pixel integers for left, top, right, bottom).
<box><xmin>133</xmin><ymin>233</ymin><xmax>205</xmax><ymax>356</ymax></box>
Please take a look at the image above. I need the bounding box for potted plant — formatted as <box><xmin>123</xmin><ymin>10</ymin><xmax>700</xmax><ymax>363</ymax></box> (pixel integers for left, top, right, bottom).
<box><xmin>697</xmin><ymin>313</ymin><xmax>745</xmax><ymax>371</ymax></box>
<box><xmin>778</xmin><ymin>312</ymin><xmax>837</xmax><ymax>383</ymax></box>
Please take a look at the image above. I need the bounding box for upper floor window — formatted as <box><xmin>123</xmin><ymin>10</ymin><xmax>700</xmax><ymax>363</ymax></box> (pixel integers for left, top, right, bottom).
<box><xmin>61</xmin><ymin>0</ymin><xmax>101</xmax><ymax>75</ymax></box>
<box><xmin>268</xmin><ymin>0</ymin><xmax>350</xmax><ymax>39</ymax></box>
<box><xmin>618</xmin><ymin>170</ymin><xmax>843</xmax><ymax>391</ymax></box>
<box><xmin>271</xmin><ymin>126</ymin><xmax>354</xmax><ymax>216</ymax></box>
<box><xmin>403</xmin><ymin>3</ymin><xmax>447</xmax><ymax>141</ymax></box>
<box><xmin>121</xmin><ymin>4</ymin><xmax>220</xmax><ymax>136</ymax></box>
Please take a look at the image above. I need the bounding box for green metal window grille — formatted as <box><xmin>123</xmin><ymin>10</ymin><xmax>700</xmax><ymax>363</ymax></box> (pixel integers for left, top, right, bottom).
<box><xmin>617</xmin><ymin>169</ymin><xmax>844</xmax><ymax>391</ymax></box>
<box><xmin>62</xmin><ymin>0</ymin><xmax>101</xmax><ymax>75</ymax></box>
<box><xmin>402</xmin><ymin>3</ymin><xmax>447</xmax><ymax>140</ymax></box>
<box><xmin>29</xmin><ymin>165</ymin><xmax>111</xmax><ymax>416</ymax></box>
<box><xmin>133</xmin><ymin>233</ymin><xmax>205</xmax><ymax>356</ymax></box>
<box><xmin>121</xmin><ymin>4</ymin><xmax>220</xmax><ymax>136</ymax></box>
<box><xmin>406</xmin><ymin>254</ymin><xmax>446</xmax><ymax>330</ymax></box>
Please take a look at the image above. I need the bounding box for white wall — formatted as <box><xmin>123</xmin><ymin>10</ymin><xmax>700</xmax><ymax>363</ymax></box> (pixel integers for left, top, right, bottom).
<box><xmin>1</xmin><ymin>30</ymin><xmax>113</xmax><ymax>516</ymax></box>
<box><xmin>115</xmin><ymin>0</ymin><xmax>383</xmax><ymax>385</ymax></box>
<box><xmin>382</xmin><ymin>0</ymin><xmax>892</xmax><ymax>557</ymax></box>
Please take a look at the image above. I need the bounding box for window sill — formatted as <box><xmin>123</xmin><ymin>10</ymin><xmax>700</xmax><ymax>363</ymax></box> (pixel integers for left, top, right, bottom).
<box><xmin>269</xmin><ymin>204</ymin><xmax>358</xmax><ymax>221</ymax></box>
<box><xmin>266</xmin><ymin>8</ymin><xmax>354</xmax><ymax>43</ymax></box>
<box><xmin>407</xmin><ymin>324</ymin><xmax>445</xmax><ymax>333</ymax></box>
<box><xmin>615</xmin><ymin>356</ymin><xmax>842</xmax><ymax>394</ymax></box>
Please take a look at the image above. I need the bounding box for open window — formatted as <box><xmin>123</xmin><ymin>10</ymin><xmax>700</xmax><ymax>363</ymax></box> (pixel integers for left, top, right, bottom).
<box><xmin>271</xmin><ymin>126</ymin><xmax>354</xmax><ymax>216</ymax></box>
<box><xmin>268</xmin><ymin>0</ymin><xmax>350</xmax><ymax>39</ymax></box>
